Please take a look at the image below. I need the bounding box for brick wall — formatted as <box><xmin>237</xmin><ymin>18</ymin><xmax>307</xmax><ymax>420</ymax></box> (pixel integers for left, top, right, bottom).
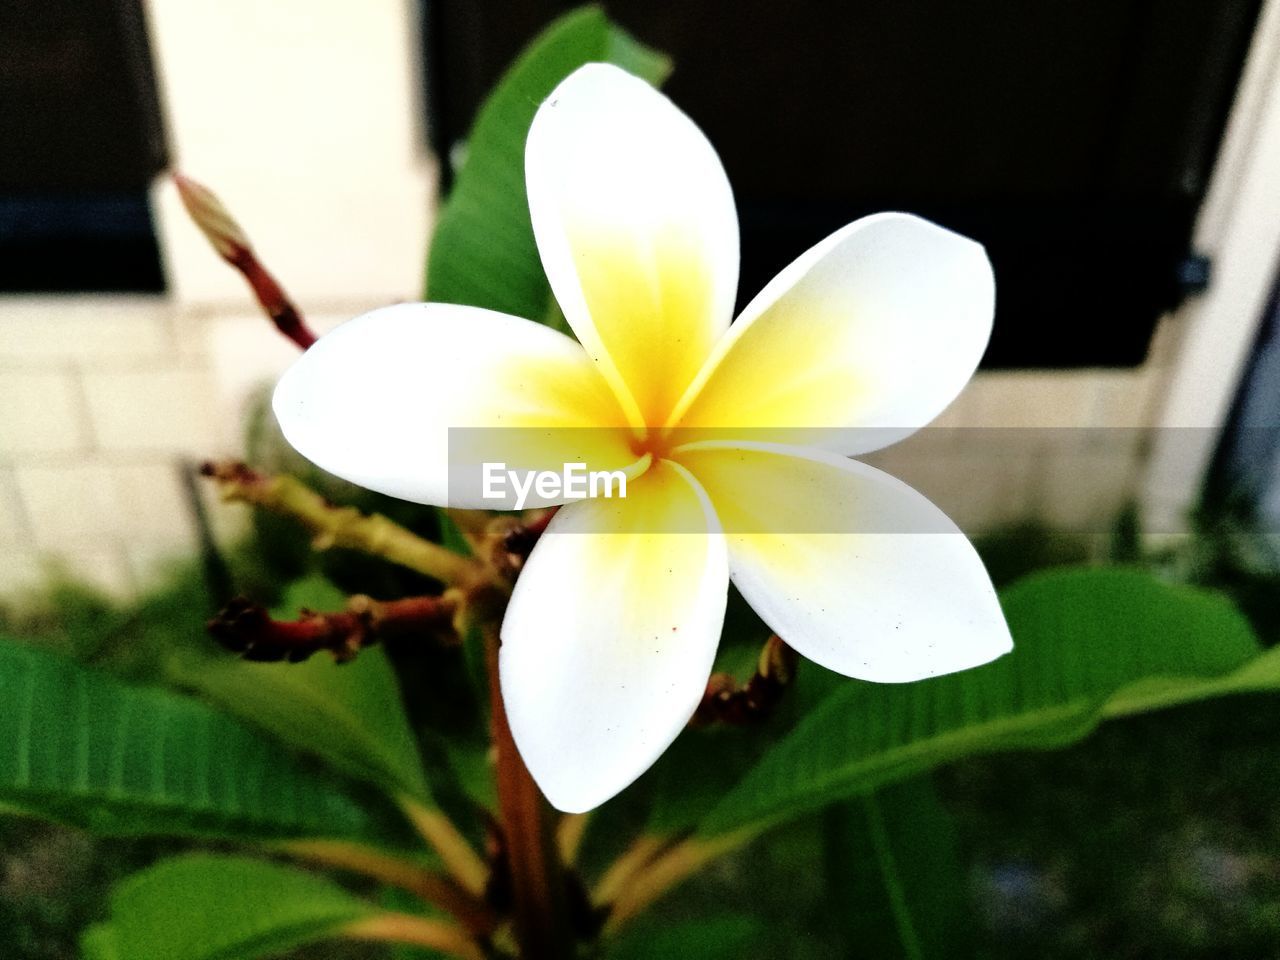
<box><xmin>2</xmin><ymin>0</ymin><xmax>1242</xmax><ymax>600</ymax></box>
<box><xmin>0</xmin><ymin>297</ymin><xmax>384</xmax><ymax>598</ymax></box>
<box><xmin>0</xmin><ymin>290</ymin><xmax>1167</xmax><ymax>601</ymax></box>
<box><xmin>866</xmin><ymin>366</ymin><xmax>1163</xmax><ymax>535</ymax></box>
<box><xmin>0</xmin><ymin>297</ymin><xmax>208</xmax><ymax>595</ymax></box>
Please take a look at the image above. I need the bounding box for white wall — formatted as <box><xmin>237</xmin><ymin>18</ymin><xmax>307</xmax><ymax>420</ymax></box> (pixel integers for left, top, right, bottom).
<box><xmin>0</xmin><ymin>1</ymin><xmax>435</xmax><ymax>597</ymax></box>
<box><xmin>1142</xmin><ymin>0</ymin><xmax>1280</xmax><ymax>531</ymax></box>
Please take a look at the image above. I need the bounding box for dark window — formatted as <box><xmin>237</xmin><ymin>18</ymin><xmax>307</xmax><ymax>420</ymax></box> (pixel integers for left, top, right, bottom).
<box><xmin>424</xmin><ymin>0</ymin><xmax>1263</xmax><ymax>369</ymax></box>
<box><xmin>0</xmin><ymin>0</ymin><xmax>168</xmax><ymax>292</ymax></box>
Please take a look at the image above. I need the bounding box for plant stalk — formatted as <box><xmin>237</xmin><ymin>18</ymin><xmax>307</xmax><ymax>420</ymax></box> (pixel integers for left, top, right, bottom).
<box><xmin>483</xmin><ymin>616</ymin><xmax>575</xmax><ymax>958</ymax></box>
<box><xmin>202</xmin><ymin>461</ymin><xmax>479</xmax><ymax>585</ymax></box>
<box><xmin>282</xmin><ymin>838</ymin><xmax>496</xmax><ymax>936</ymax></box>
<box><xmin>399</xmin><ymin>795</ymin><xmax>491</xmax><ymax>897</ymax></box>
<box><xmin>343</xmin><ymin>912</ymin><xmax>485</xmax><ymax>960</ymax></box>
<box><xmin>602</xmin><ymin>832</ymin><xmax>752</xmax><ymax>937</ymax></box>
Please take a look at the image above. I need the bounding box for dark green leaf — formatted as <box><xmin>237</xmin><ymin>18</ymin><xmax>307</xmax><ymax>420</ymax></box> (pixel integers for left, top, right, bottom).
<box><xmin>606</xmin><ymin>915</ymin><xmax>764</xmax><ymax>960</ymax></box>
<box><xmin>168</xmin><ymin>576</ymin><xmax>433</xmax><ymax>804</ymax></box>
<box><xmin>0</xmin><ymin>639</ymin><xmax>373</xmax><ymax>841</ymax></box>
<box><xmin>823</xmin><ymin>777</ymin><xmax>974</xmax><ymax>959</ymax></box>
<box><xmin>641</xmin><ymin>727</ymin><xmax>766</xmax><ymax>836</ymax></box>
<box><xmin>701</xmin><ymin>568</ymin><xmax>1273</xmax><ymax>835</ymax></box>
<box><xmin>84</xmin><ymin>854</ymin><xmax>377</xmax><ymax>960</ymax></box>
<box><xmin>425</xmin><ymin>6</ymin><xmax>671</xmax><ymax>322</ymax></box>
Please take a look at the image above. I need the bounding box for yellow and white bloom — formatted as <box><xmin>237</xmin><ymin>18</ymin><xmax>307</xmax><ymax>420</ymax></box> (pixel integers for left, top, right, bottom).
<box><xmin>273</xmin><ymin>64</ymin><xmax>1012</xmax><ymax>813</ymax></box>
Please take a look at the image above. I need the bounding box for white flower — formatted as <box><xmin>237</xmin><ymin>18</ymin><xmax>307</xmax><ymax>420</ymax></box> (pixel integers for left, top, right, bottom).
<box><xmin>273</xmin><ymin>63</ymin><xmax>1012</xmax><ymax>813</ymax></box>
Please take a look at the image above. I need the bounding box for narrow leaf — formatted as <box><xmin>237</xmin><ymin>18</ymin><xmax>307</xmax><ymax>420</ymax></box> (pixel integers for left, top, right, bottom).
<box><xmin>701</xmin><ymin>568</ymin><xmax>1269</xmax><ymax>835</ymax></box>
<box><xmin>606</xmin><ymin>915</ymin><xmax>764</xmax><ymax>960</ymax></box>
<box><xmin>425</xmin><ymin>6</ymin><xmax>671</xmax><ymax>322</ymax></box>
<box><xmin>0</xmin><ymin>639</ymin><xmax>373</xmax><ymax>841</ymax></box>
<box><xmin>823</xmin><ymin>777</ymin><xmax>974</xmax><ymax>959</ymax></box>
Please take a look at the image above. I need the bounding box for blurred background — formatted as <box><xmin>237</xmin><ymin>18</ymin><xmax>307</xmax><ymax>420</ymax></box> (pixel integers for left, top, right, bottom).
<box><xmin>2</xmin><ymin>1</ymin><xmax>1280</xmax><ymax>957</ymax></box>
<box><xmin>2</xmin><ymin>0</ymin><xmax>1279</xmax><ymax>597</ymax></box>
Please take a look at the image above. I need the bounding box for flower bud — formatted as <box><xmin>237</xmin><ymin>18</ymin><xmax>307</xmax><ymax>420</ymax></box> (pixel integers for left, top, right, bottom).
<box><xmin>172</xmin><ymin>172</ymin><xmax>252</xmax><ymax>263</ymax></box>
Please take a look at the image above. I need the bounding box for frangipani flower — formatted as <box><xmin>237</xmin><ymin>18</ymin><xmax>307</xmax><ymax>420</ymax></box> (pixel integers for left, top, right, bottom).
<box><xmin>273</xmin><ymin>63</ymin><xmax>1012</xmax><ymax>813</ymax></box>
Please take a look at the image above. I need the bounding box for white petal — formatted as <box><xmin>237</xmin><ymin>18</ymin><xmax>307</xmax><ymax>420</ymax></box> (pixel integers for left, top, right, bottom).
<box><xmin>670</xmin><ymin>213</ymin><xmax>995</xmax><ymax>454</ymax></box>
<box><xmin>273</xmin><ymin>302</ymin><xmax>636</xmax><ymax>507</ymax></box>
<box><xmin>678</xmin><ymin>443</ymin><xmax>1011</xmax><ymax>682</ymax></box>
<box><xmin>526</xmin><ymin>63</ymin><xmax>739</xmax><ymax>427</ymax></box>
<box><xmin>499</xmin><ymin>460</ymin><xmax>727</xmax><ymax>812</ymax></box>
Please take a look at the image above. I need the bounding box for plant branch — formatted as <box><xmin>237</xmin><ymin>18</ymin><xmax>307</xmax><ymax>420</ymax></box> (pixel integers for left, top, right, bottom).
<box><xmin>201</xmin><ymin>461</ymin><xmax>480</xmax><ymax>586</ymax></box>
<box><xmin>173</xmin><ymin>172</ymin><xmax>318</xmax><ymax>350</ymax></box>
<box><xmin>480</xmin><ymin>608</ymin><xmax>575</xmax><ymax>958</ymax></box>
<box><xmin>342</xmin><ymin>912</ymin><xmax>485</xmax><ymax>960</ymax></box>
<box><xmin>399</xmin><ymin>795</ymin><xmax>491</xmax><ymax>898</ymax></box>
<box><xmin>208</xmin><ymin>592</ymin><xmax>459</xmax><ymax>663</ymax></box>
<box><xmin>281</xmin><ymin>839</ymin><xmax>497</xmax><ymax>936</ymax></box>
<box><xmin>443</xmin><ymin>508</ymin><xmax>491</xmax><ymax>548</ymax></box>
<box><xmin>473</xmin><ymin>508</ymin><xmax>557</xmax><ymax>579</ymax></box>
<box><xmin>500</xmin><ymin>508</ymin><xmax>556</xmax><ymax>560</ymax></box>
<box><xmin>601</xmin><ymin>832</ymin><xmax>752</xmax><ymax>937</ymax></box>
<box><xmin>556</xmin><ymin>812</ymin><xmax>589</xmax><ymax>867</ymax></box>
<box><xmin>591</xmin><ymin>835</ymin><xmax>668</xmax><ymax>907</ymax></box>
<box><xmin>691</xmin><ymin>634</ymin><xmax>798</xmax><ymax>727</ymax></box>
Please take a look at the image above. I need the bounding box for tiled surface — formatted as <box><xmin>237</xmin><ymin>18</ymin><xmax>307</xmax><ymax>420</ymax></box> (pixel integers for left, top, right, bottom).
<box><xmin>81</xmin><ymin>367</ymin><xmax>229</xmax><ymax>455</ymax></box>
<box><xmin>0</xmin><ymin>296</ymin><xmax>381</xmax><ymax>600</ymax></box>
<box><xmin>1037</xmin><ymin>440</ymin><xmax>1143</xmax><ymax>534</ymax></box>
<box><xmin>0</xmin><ymin>0</ymin><xmax>1191</xmax><ymax>600</ymax></box>
<box><xmin>0</xmin><ymin>546</ymin><xmax>134</xmax><ymax>602</ymax></box>
<box><xmin>0</xmin><ymin>0</ymin><xmax>437</xmax><ymax>600</ymax></box>
<box><xmin>0</xmin><ymin>298</ymin><xmax>172</xmax><ymax>364</ymax></box>
<box><xmin>124</xmin><ymin>543</ymin><xmax>198</xmax><ymax>593</ymax></box>
<box><xmin>105</xmin><ymin>462</ymin><xmax>200</xmax><ymax>544</ymax></box>
<box><xmin>54</xmin><ymin>546</ymin><xmax>139</xmax><ymax>598</ymax></box>
<box><xmin>966</xmin><ymin>371</ymin><xmax>1101</xmax><ymax>428</ymax></box>
<box><xmin>0</xmin><ymin>550</ymin><xmax>46</xmax><ymax>598</ymax></box>
<box><xmin>0</xmin><ymin>370</ymin><xmax>88</xmax><ymax>457</ymax></box>
<box><xmin>865</xmin><ymin>368</ymin><xmax>1156</xmax><ymax>534</ymax></box>
<box><xmin>16</xmin><ymin>462</ymin><xmax>126</xmax><ymax>546</ymax></box>
<box><xmin>0</xmin><ymin>290</ymin><xmax>1167</xmax><ymax>599</ymax></box>
<box><xmin>0</xmin><ymin>469</ymin><xmax>28</xmax><ymax>544</ymax></box>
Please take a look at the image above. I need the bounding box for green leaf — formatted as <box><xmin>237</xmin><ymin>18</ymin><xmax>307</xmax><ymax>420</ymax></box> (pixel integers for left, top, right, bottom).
<box><xmin>85</xmin><ymin>854</ymin><xmax>378</xmax><ymax>960</ymax></box>
<box><xmin>435</xmin><ymin>509</ymin><xmax>473</xmax><ymax>557</ymax></box>
<box><xmin>274</xmin><ymin>572</ymin><xmax>348</xmax><ymax>613</ymax></box>
<box><xmin>640</xmin><ymin>727</ymin><xmax>767</xmax><ymax>836</ymax></box>
<box><xmin>0</xmin><ymin>639</ymin><xmax>373</xmax><ymax>841</ymax></box>
<box><xmin>168</xmin><ymin>576</ymin><xmax>433</xmax><ymax>805</ymax></box>
<box><xmin>606</xmin><ymin>915</ymin><xmax>764</xmax><ymax>960</ymax></box>
<box><xmin>701</xmin><ymin>567</ymin><xmax>1274</xmax><ymax>836</ymax></box>
<box><xmin>380</xmin><ymin>886</ymin><xmax>451</xmax><ymax>960</ymax></box>
<box><xmin>823</xmin><ymin>777</ymin><xmax>974</xmax><ymax>959</ymax></box>
<box><xmin>80</xmin><ymin>924</ymin><xmax>120</xmax><ymax>960</ymax></box>
<box><xmin>425</xmin><ymin>6</ymin><xmax>671</xmax><ymax>322</ymax></box>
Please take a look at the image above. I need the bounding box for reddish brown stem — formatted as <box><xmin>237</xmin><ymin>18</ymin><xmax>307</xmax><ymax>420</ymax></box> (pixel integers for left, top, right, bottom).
<box><xmin>173</xmin><ymin>172</ymin><xmax>318</xmax><ymax>350</ymax></box>
<box><xmin>482</xmin><ymin>614</ymin><xmax>574</xmax><ymax>958</ymax></box>
<box><xmin>229</xmin><ymin>247</ymin><xmax>317</xmax><ymax>350</ymax></box>
<box><xmin>208</xmin><ymin>593</ymin><xmax>458</xmax><ymax>663</ymax></box>
<box><xmin>501</xmin><ymin>508</ymin><xmax>557</xmax><ymax>559</ymax></box>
